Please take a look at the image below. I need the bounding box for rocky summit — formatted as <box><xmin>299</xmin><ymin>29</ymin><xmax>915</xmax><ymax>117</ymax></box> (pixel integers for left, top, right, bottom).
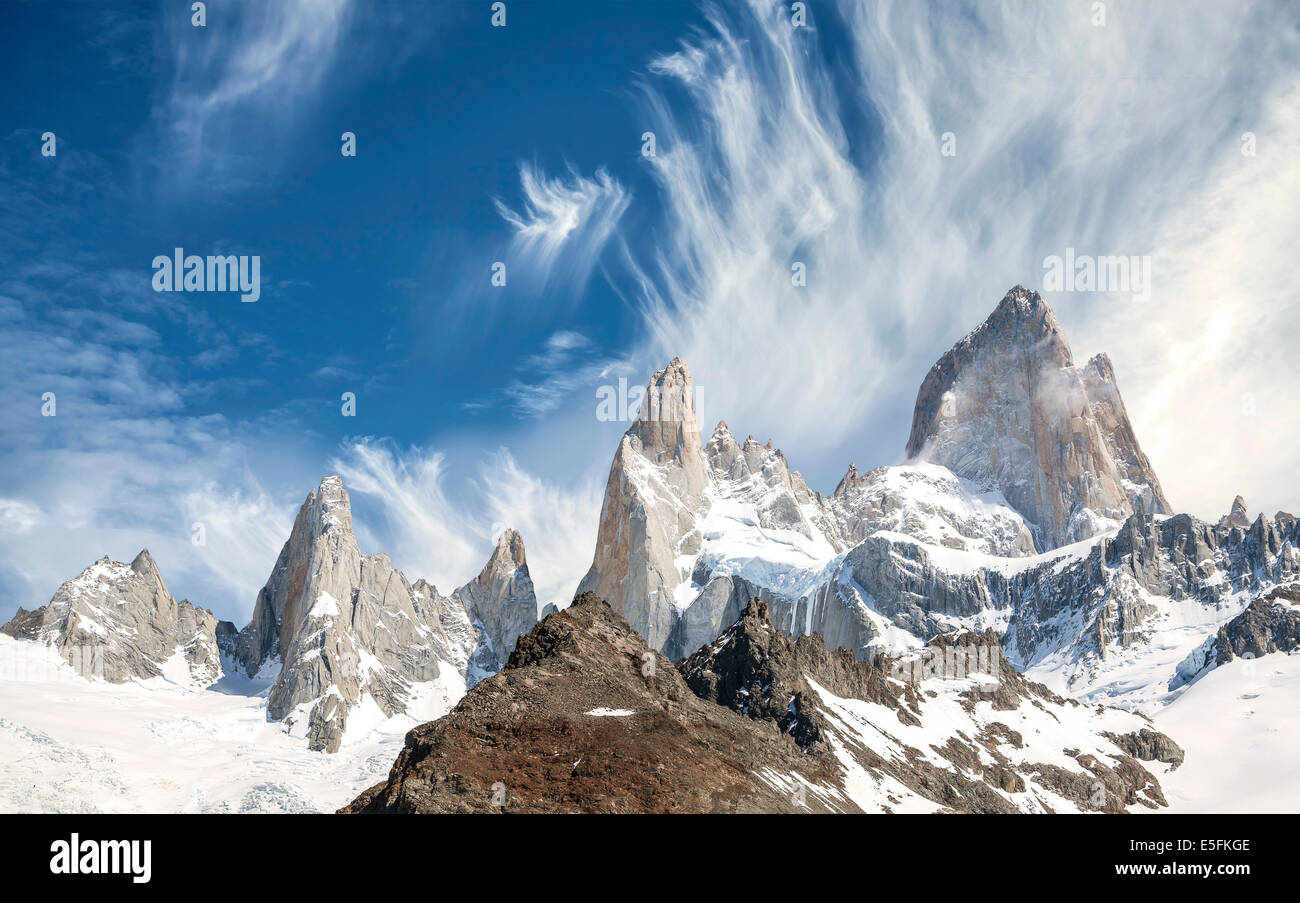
<box><xmin>905</xmin><ymin>286</ymin><xmax>1170</xmax><ymax>550</ymax></box>
<box><xmin>234</xmin><ymin>475</ymin><xmax>540</xmax><ymax>752</ymax></box>
<box><xmin>3</xmin><ymin>474</ymin><xmax>541</xmax><ymax>755</ymax></box>
<box><xmin>1</xmin><ymin>550</ymin><xmax>229</xmax><ymax>687</ymax></box>
<box><xmin>573</xmin><ymin>286</ymin><xmax>1300</xmax><ymax>719</ymax></box>
<box><xmin>344</xmin><ymin>594</ymin><xmax>1174</xmax><ymax>814</ymax></box>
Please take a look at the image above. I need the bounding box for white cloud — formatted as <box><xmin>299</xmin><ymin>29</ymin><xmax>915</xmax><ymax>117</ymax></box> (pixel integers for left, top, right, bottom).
<box><xmin>0</xmin><ymin>499</ymin><xmax>41</xmax><ymax>535</ymax></box>
<box><xmin>330</xmin><ymin>440</ymin><xmax>602</xmax><ymax>608</ymax></box>
<box><xmin>154</xmin><ymin>0</ymin><xmax>359</xmax><ymax>193</ymax></box>
<box><xmin>329</xmin><ymin>440</ymin><xmax>485</xmax><ymax>595</ymax></box>
<box><xmin>0</xmin><ymin>268</ymin><xmax>310</xmax><ymax>623</ymax></box>
<box><xmin>615</xmin><ymin>0</ymin><xmax>1300</xmax><ymax>519</ymax></box>
<box><xmin>496</xmin><ymin>163</ymin><xmax>630</xmax><ymax>298</ymax></box>
<box><xmin>475</xmin><ymin>449</ymin><xmax>604</xmax><ymax>607</ymax></box>
<box><xmin>180</xmin><ymin>484</ymin><xmax>295</xmax><ymax>613</ymax></box>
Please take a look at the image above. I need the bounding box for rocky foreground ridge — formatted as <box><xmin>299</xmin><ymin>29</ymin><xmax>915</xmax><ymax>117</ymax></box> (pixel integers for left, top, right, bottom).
<box><xmin>344</xmin><ymin>594</ymin><xmax>1175</xmax><ymax>814</ymax></box>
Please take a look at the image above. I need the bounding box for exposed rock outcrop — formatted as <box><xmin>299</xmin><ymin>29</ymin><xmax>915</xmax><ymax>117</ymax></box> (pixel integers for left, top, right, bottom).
<box><xmin>345</xmin><ymin>595</ymin><xmax>1172</xmax><ymax>814</ymax></box>
<box><xmin>579</xmin><ymin>353</ymin><xmax>1039</xmax><ymax>663</ymax></box>
<box><xmin>905</xmin><ymin>286</ymin><xmax>1171</xmax><ymax>550</ymax></box>
<box><xmin>1218</xmin><ymin>495</ymin><xmax>1252</xmax><ymax>530</ymax></box>
<box><xmin>1104</xmin><ymin>727</ymin><xmax>1185</xmax><ymax>770</ymax></box>
<box><xmin>234</xmin><ymin>476</ymin><xmax>539</xmax><ymax>752</ymax></box>
<box><xmin>1208</xmin><ymin>583</ymin><xmax>1300</xmax><ymax>665</ymax></box>
<box><xmin>1</xmin><ymin>550</ymin><xmax>223</xmax><ymax>686</ymax></box>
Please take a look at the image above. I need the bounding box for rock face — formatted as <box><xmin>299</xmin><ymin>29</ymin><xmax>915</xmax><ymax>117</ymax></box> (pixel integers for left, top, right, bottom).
<box><xmin>1218</xmin><ymin>495</ymin><xmax>1252</xmax><ymax>530</ymax></box>
<box><xmin>578</xmin><ymin>286</ymin><xmax>1294</xmax><ymax>718</ymax></box>
<box><xmin>905</xmin><ymin>286</ymin><xmax>1171</xmax><ymax>550</ymax></box>
<box><xmin>454</xmin><ymin>529</ymin><xmax>539</xmax><ymax>677</ymax></box>
<box><xmin>1207</xmin><ymin>583</ymin><xmax>1300</xmax><ymax>666</ymax></box>
<box><xmin>234</xmin><ymin>476</ymin><xmax>539</xmax><ymax>753</ymax></box>
<box><xmin>577</xmin><ymin>357</ymin><xmax>709</xmax><ymax>653</ymax></box>
<box><xmin>344</xmin><ymin>596</ymin><xmax>1172</xmax><ymax>814</ymax></box>
<box><xmin>579</xmin><ymin>358</ymin><xmax>1036</xmax><ymax>662</ymax></box>
<box><xmin>1</xmin><ymin>550</ymin><xmax>224</xmax><ymax>686</ymax></box>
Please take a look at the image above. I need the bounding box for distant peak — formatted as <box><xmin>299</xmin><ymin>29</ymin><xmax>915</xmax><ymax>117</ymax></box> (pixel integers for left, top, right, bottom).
<box><xmin>995</xmin><ymin>284</ymin><xmax>1045</xmax><ymax>313</ymax></box>
<box><xmin>1219</xmin><ymin>496</ymin><xmax>1251</xmax><ymax>529</ymax></box>
<box><xmin>832</xmin><ymin>462</ymin><xmax>860</xmax><ymax>496</ymax></box>
<box><xmin>490</xmin><ymin>528</ymin><xmax>527</xmax><ymax>568</ymax></box>
<box><xmin>130</xmin><ymin>548</ymin><xmax>156</xmax><ymax>572</ymax></box>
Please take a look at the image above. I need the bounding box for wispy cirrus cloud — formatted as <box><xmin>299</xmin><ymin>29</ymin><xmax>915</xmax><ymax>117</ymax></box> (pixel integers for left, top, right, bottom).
<box><xmin>330</xmin><ymin>439</ymin><xmax>602</xmax><ymax>607</ymax></box>
<box><xmin>152</xmin><ymin>0</ymin><xmax>355</xmax><ymax>194</ymax></box>
<box><xmin>615</xmin><ymin>0</ymin><xmax>1300</xmax><ymax>519</ymax></box>
<box><xmin>495</xmin><ymin>163</ymin><xmax>631</xmax><ymax>299</ymax></box>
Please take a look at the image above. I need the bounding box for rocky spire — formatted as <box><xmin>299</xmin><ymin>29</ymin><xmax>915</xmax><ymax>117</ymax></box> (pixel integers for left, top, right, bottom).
<box><xmin>627</xmin><ymin>356</ymin><xmax>709</xmax><ymax>497</ymax></box>
<box><xmin>235</xmin><ymin>475</ymin><xmax>362</xmax><ymax>677</ymax></box>
<box><xmin>454</xmin><ymin>529</ymin><xmax>538</xmax><ymax>674</ymax></box>
<box><xmin>578</xmin><ymin>358</ymin><xmax>711</xmax><ymax>652</ymax></box>
<box><xmin>832</xmin><ymin>462</ymin><xmax>860</xmax><ymax>497</ymax></box>
<box><xmin>904</xmin><ymin>286</ymin><xmax>1170</xmax><ymax>550</ymax></box>
<box><xmin>1</xmin><ymin>550</ymin><xmax>224</xmax><ymax>686</ymax></box>
<box><xmin>1218</xmin><ymin>495</ymin><xmax>1251</xmax><ymax>529</ymax></box>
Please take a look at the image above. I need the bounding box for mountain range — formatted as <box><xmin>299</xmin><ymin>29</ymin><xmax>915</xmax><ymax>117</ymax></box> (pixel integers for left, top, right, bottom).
<box><xmin>3</xmin><ymin>285</ymin><xmax>1297</xmax><ymax>812</ymax></box>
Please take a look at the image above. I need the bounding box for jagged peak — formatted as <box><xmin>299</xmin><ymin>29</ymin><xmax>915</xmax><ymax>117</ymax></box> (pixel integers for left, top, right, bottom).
<box><xmin>314</xmin><ymin>474</ymin><xmax>348</xmax><ymax>501</ymax></box>
<box><xmin>489</xmin><ymin>528</ymin><xmax>527</xmax><ymax>569</ymax></box>
<box><xmin>627</xmin><ymin>357</ymin><xmax>703</xmax><ymax>470</ymax></box>
<box><xmin>980</xmin><ymin>286</ymin><xmax>1069</xmax><ymax>348</ymax></box>
<box><xmin>638</xmin><ymin>357</ymin><xmax>694</xmax><ymax>408</ymax></box>
<box><xmin>128</xmin><ymin>549</ymin><xmax>166</xmax><ymax>592</ymax></box>
<box><xmin>300</xmin><ymin>474</ymin><xmax>354</xmax><ymax>534</ymax></box>
<box><xmin>1219</xmin><ymin>495</ymin><xmax>1251</xmax><ymax>529</ymax></box>
<box><xmin>832</xmin><ymin>462</ymin><xmax>861</xmax><ymax>496</ymax></box>
<box><xmin>995</xmin><ymin>284</ymin><xmax>1045</xmax><ymax>313</ymax></box>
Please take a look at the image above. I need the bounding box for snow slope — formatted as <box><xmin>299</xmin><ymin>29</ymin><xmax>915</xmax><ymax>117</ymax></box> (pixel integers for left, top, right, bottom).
<box><xmin>1153</xmin><ymin>650</ymin><xmax>1300</xmax><ymax>813</ymax></box>
<box><xmin>0</xmin><ymin>635</ymin><xmax>460</xmax><ymax>813</ymax></box>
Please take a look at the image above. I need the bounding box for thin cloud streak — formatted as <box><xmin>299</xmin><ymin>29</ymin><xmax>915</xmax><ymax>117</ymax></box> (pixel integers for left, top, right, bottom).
<box><xmin>615</xmin><ymin>0</ymin><xmax>1300</xmax><ymax>518</ymax></box>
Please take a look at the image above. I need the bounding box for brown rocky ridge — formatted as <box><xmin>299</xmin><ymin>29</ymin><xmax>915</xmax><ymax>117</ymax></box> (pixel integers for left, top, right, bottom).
<box><xmin>344</xmin><ymin>594</ymin><xmax>1176</xmax><ymax>814</ymax></box>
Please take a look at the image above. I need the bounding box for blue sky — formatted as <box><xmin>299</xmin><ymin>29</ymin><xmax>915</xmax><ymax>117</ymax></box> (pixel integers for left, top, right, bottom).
<box><xmin>3</xmin><ymin>0</ymin><xmax>1298</xmax><ymax>624</ymax></box>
